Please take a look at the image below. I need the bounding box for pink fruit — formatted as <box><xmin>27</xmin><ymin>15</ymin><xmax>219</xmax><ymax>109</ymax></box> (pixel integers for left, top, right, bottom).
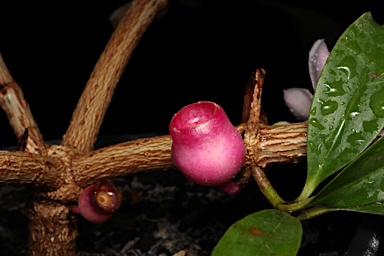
<box><xmin>77</xmin><ymin>180</ymin><xmax>122</xmax><ymax>224</ymax></box>
<box><xmin>169</xmin><ymin>101</ymin><xmax>245</xmax><ymax>187</ymax></box>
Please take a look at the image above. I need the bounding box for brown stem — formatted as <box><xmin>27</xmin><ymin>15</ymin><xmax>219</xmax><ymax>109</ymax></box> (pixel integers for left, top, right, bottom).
<box><xmin>0</xmin><ymin>119</ymin><xmax>306</xmax><ymax>190</ymax></box>
<box><xmin>73</xmin><ymin>135</ymin><xmax>174</xmax><ymax>187</ymax></box>
<box><xmin>27</xmin><ymin>200</ymin><xmax>78</xmax><ymax>256</ymax></box>
<box><xmin>62</xmin><ymin>0</ymin><xmax>169</xmax><ymax>153</ymax></box>
<box><xmin>0</xmin><ymin>151</ymin><xmax>61</xmax><ymax>187</ymax></box>
<box><xmin>241</xmin><ymin>76</ymin><xmax>254</xmax><ymax>123</ymax></box>
<box><xmin>241</xmin><ymin>71</ymin><xmax>268</xmax><ymax>125</ymax></box>
<box><xmin>242</xmin><ymin>69</ymin><xmax>307</xmax><ymax>208</ymax></box>
<box><xmin>243</xmin><ymin>69</ymin><xmax>265</xmax><ymax>190</ymax></box>
<box><xmin>245</xmin><ymin>69</ymin><xmax>265</xmax><ymax>140</ymax></box>
<box><xmin>256</xmin><ymin>122</ymin><xmax>307</xmax><ymax>168</ymax></box>
<box><xmin>0</xmin><ymin>53</ymin><xmax>46</xmax><ymax>154</ymax></box>
<box><xmin>71</xmin><ymin>123</ymin><xmax>307</xmax><ymax>187</ymax></box>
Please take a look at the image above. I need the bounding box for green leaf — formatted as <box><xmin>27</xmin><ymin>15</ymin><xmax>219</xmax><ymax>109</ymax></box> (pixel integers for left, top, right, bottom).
<box><xmin>337</xmin><ymin>203</ymin><xmax>384</xmax><ymax>216</ymax></box>
<box><xmin>308</xmin><ymin>136</ymin><xmax>384</xmax><ymax>208</ymax></box>
<box><xmin>211</xmin><ymin>209</ymin><xmax>302</xmax><ymax>256</ymax></box>
<box><xmin>300</xmin><ymin>12</ymin><xmax>384</xmax><ymax>199</ymax></box>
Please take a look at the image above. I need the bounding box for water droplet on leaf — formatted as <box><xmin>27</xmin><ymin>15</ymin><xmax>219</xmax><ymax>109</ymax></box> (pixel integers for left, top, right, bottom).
<box><xmin>309</xmin><ymin>118</ymin><xmax>325</xmax><ymax>130</ymax></box>
<box><xmin>337</xmin><ymin>66</ymin><xmax>351</xmax><ymax>80</ymax></box>
<box><xmin>323</xmin><ymin>83</ymin><xmax>345</xmax><ymax>96</ymax></box>
<box><xmin>320</xmin><ymin>100</ymin><xmax>338</xmax><ymax>115</ymax></box>
<box><xmin>349</xmin><ymin>112</ymin><xmax>360</xmax><ymax>120</ymax></box>
<box><xmin>347</xmin><ymin>132</ymin><xmax>366</xmax><ymax>146</ymax></box>
<box><xmin>370</xmin><ymin>89</ymin><xmax>384</xmax><ymax>117</ymax></box>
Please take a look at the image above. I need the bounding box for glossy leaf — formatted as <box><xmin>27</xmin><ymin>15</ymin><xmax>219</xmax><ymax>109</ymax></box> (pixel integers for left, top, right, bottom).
<box><xmin>211</xmin><ymin>209</ymin><xmax>302</xmax><ymax>256</ymax></box>
<box><xmin>309</xmin><ymin>136</ymin><xmax>384</xmax><ymax>208</ymax></box>
<box><xmin>337</xmin><ymin>203</ymin><xmax>384</xmax><ymax>216</ymax></box>
<box><xmin>300</xmin><ymin>12</ymin><xmax>384</xmax><ymax>199</ymax></box>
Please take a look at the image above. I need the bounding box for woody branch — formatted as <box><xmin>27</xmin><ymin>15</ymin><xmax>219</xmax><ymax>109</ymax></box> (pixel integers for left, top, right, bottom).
<box><xmin>0</xmin><ymin>53</ymin><xmax>46</xmax><ymax>154</ymax></box>
<box><xmin>72</xmin><ymin>122</ymin><xmax>307</xmax><ymax>188</ymax></box>
<box><xmin>0</xmin><ymin>58</ymin><xmax>308</xmax><ymax>188</ymax></box>
<box><xmin>0</xmin><ymin>1</ymin><xmax>309</xmax><ymax>255</ymax></box>
<box><xmin>62</xmin><ymin>0</ymin><xmax>169</xmax><ymax>154</ymax></box>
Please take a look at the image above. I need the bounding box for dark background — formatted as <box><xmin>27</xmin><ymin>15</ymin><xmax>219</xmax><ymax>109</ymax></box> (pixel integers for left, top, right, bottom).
<box><xmin>0</xmin><ymin>1</ymin><xmax>384</xmax><ymax>255</ymax></box>
<box><xmin>0</xmin><ymin>0</ymin><xmax>383</xmax><ymax>148</ymax></box>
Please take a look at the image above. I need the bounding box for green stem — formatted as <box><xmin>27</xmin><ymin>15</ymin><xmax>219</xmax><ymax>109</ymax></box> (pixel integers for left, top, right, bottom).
<box><xmin>262</xmin><ymin>182</ymin><xmax>285</xmax><ymax>208</ymax></box>
<box><xmin>276</xmin><ymin>197</ymin><xmax>314</xmax><ymax>212</ymax></box>
<box><xmin>295</xmin><ymin>206</ymin><xmax>334</xmax><ymax>221</ymax></box>
<box><xmin>251</xmin><ymin>166</ymin><xmax>313</xmax><ymax>212</ymax></box>
<box><xmin>296</xmin><ymin>182</ymin><xmax>316</xmax><ymax>202</ymax></box>
<box><xmin>250</xmin><ymin>166</ymin><xmax>285</xmax><ymax>208</ymax></box>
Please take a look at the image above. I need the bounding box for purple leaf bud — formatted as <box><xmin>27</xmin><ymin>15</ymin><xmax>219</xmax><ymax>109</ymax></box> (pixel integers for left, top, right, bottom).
<box><xmin>309</xmin><ymin>39</ymin><xmax>330</xmax><ymax>89</ymax></box>
<box><xmin>283</xmin><ymin>88</ymin><xmax>313</xmax><ymax>121</ymax></box>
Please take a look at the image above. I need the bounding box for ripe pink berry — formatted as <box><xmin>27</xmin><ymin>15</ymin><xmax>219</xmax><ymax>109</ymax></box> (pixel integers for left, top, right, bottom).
<box><xmin>169</xmin><ymin>101</ymin><xmax>245</xmax><ymax>187</ymax></box>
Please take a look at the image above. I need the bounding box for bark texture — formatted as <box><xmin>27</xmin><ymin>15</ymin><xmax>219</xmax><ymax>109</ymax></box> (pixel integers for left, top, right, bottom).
<box><xmin>27</xmin><ymin>201</ymin><xmax>78</xmax><ymax>256</ymax></box>
<box><xmin>0</xmin><ymin>0</ymin><xmax>171</xmax><ymax>254</ymax></box>
<box><xmin>0</xmin><ymin>0</ymin><xmax>312</xmax><ymax>255</ymax></box>
<box><xmin>62</xmin><ymin>0</ymin><xmax>169</xmax><ymax>154</ymax></box>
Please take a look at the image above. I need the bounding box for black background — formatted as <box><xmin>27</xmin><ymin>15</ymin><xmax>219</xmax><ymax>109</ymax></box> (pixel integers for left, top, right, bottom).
<box><xmin>0</xmin><ymin>1</ymin><xmax>384</xmax><ymax>254</ymax></box>
<box><xmin>0</xmin><ymin>0</ymin><xmax>383</xmax><ymax>147</ymax></box>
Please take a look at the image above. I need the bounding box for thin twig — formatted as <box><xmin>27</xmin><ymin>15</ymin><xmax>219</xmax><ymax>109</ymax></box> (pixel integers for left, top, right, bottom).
<box><xmin>245</xmin><ymin>69</ymin><xmax>265</xmax><ymax>140</ymax></box>
<box><xmin>250</xmin><ymin>165</ymin><xmax>285</xmax><ymax>207</ymax></box>
<box><xmin>0</xmin><ymin>53</ymin><xmax>46</xmax><ymax>154</ymax></box>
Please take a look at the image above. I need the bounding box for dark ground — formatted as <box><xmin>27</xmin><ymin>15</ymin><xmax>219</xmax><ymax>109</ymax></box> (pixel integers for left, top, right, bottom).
<box><xmin>0</xmin><ymin>1</ymin><xmax>384</xmax><ymax>255</ymax></box>
<box><xmin>1</xmin><ymin>159</ymin><xmax>384</xmax><ymax>256</ymax></box>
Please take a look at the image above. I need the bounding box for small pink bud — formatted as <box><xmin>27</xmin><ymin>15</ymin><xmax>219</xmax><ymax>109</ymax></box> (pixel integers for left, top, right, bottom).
<box><xmin>169</xmin><ymin>101</ymin><xmax>245</xmax><ymax>186</ymax></box>
<box><xmin>77</xmin><ymin>180</ymin><xmax>122</xmax><ymax>224</ymax></box>
<box><xmin>216</xmin><ymin>181</ymin><xmax>240</xmax><ymax>195</ymax></box>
